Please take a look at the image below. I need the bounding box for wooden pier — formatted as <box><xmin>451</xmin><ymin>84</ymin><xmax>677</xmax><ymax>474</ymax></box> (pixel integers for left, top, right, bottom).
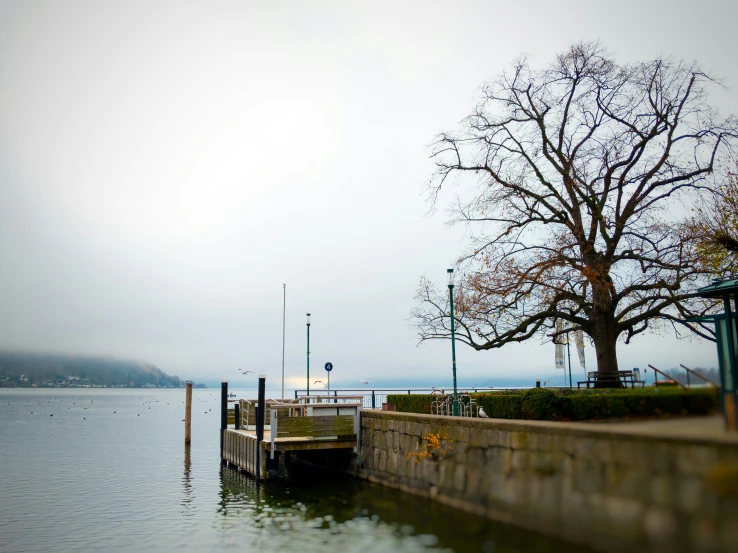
<box><xmin>221</xmin><ymin>391</ymin><xmax>362</xmax><ymax>480</ymax></box>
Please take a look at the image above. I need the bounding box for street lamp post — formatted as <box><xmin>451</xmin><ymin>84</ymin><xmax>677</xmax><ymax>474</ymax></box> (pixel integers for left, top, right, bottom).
<box><xmin>306</xmin><ymin>313</ymin><xmax>311</xmax><ymax>399</ymax></box>
<box><xmin>448</xmin><ymin>269</ymin><xmax>459</xmax><ymax>416</ymax></box>
<box><xmin>281</xmin><ymin>284</ymin><xmax>286</xmax><ymax>399</ymax></box>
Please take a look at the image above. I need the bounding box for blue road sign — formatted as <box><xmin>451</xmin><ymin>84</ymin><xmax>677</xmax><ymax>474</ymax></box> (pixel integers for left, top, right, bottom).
<box><xmin>325</xmin><ymin>362</ymin><xmax>333</xmax><ymax>372</ymax></box>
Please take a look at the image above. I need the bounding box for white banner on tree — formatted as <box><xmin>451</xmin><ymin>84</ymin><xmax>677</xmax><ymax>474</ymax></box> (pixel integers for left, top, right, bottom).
<box><xmin>555</xmin><ymin>320</ymin><xmax>565</xmax><ymax>369</ymax></box>
<box><xmin>555</xmin><ymin>343</ymin><xmax>565</xmax><ymax>369</ymax></box>
<box><xmin>574</xmin><ymin>330</ymin><xmax>586</xmax><ymax>369</ymax></box>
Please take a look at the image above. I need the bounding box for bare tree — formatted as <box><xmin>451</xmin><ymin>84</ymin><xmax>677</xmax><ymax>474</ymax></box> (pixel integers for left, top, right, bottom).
<box><xmin>412</xmin><ymin>43</ymin><xmax>737</xmax><ymax>387</ymax></box>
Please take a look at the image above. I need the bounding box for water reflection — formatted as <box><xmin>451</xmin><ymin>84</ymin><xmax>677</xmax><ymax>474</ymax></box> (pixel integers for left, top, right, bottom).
<box><xmin>218</xmin><ymin>463</ymin><xmax>259</xmax><ymax>517</ymax></box>
<box><xmin>217</xmin><ymin>464</ymin><xmax>592</xmax><ymax>553</ymax></box>
<box><xmin>182</xmin><ymin>445</ymin><xmax>193</xmax><ymax>513</ymax></box>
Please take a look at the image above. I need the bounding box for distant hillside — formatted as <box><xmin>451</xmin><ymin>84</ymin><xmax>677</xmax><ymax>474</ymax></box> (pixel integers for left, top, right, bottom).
<box><xmin>0</xmin><ymin>351</ymin><xmax>194</xmax><ymax>388</ymax></box>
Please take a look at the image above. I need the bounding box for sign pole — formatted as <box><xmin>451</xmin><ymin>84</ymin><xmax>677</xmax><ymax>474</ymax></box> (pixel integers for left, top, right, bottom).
<box><xmin>325</xmin><ymin>362</ymin><xmax>333</xmax><ymax>398</ymax></box>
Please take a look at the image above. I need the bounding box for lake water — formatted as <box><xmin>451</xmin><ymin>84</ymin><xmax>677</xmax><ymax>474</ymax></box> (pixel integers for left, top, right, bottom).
<box><xmin>0</xmin><ymin>389</ymin><xmax>589</xmax><ymax>553</ymax></box>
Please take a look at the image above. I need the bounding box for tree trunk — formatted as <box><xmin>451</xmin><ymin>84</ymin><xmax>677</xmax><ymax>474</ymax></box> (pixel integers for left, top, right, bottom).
<box><xmin>591</xmin><ymin>315</ymin><xmax>621</xmax><ymax>388</ymax></box>
<box><xmin>588</xmin><ymin>273</ymin><xmax>621</xmax><ymax>388</ymax></box>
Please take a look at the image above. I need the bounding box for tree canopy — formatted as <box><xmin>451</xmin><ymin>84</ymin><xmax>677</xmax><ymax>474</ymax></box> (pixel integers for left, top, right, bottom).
<box><xmin>687</xmin><ymin>164</ymin><xmax>738</xmax><ymax>276</ymax></box>
<box><xmin>412</xmin><ymin>42</ymin><xmax>738</xmax><ymax>384</ymax></box>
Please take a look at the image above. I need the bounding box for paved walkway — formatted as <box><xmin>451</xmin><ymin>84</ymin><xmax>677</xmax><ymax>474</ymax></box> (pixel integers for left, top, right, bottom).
<box><xmin>588</xmin><ymin>415</ymin><xmax>738</xmax><ymax>444</ymax></box>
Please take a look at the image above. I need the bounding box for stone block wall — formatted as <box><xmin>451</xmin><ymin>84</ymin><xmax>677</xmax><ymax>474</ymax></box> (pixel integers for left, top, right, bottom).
<box><xmin>356</xmin><ymin>411</ymin><xmax>738</xmax><ymax>553</ymax></box>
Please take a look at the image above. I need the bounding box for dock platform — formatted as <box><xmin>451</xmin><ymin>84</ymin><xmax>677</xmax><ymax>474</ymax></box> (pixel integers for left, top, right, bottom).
<box><xmin>221</xmin><ymin>395</ymin><xmax>362</xmax><ymax>479</ymax></box>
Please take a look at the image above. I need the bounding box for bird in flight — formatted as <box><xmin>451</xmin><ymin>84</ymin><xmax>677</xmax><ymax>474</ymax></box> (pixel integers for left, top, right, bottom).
<box><xmin>239</xmin><ymin>370</ymin><xmax>254</xmax><ymax>375</ymax></box>
<box><xmin>313</xmin><ymin>380</ymin><xmax>326</xmax><ymax>387</ymax></box>
<box><xmin>359</xmin><ymin>378</ymin><xmax>371</xmax><ymax>384</ymax></box>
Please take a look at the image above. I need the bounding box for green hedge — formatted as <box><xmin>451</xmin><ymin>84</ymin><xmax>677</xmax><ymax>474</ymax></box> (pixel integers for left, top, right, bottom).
<box><xmin>387</xmin><ymin>387</ymin><xmax>719</xmax><ymax>422</ymax></box>
<box><xmin>385</xmin><ymin>394</ymin><xmax>435</xmax><ymax>415</ymax></box>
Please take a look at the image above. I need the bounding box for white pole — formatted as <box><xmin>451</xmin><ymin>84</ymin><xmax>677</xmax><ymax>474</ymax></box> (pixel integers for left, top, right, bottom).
<box><xmin>281</xmin><ymin>283</ymin><xmax>286</xmax><ymax>399</ymax></box>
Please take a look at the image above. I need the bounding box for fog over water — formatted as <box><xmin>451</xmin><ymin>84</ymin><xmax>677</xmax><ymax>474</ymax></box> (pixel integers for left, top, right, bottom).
<box><xmin>1</xmin><ymin>1</ymin><xmax>736</xmax><ymax>384</ymax></box>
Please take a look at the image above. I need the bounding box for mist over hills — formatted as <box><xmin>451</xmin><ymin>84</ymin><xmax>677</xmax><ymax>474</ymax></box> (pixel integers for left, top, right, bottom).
<box><xmin>0</xmin><ymin>351</ymin><xmax>198</xmax><ymax>388</ymax></box>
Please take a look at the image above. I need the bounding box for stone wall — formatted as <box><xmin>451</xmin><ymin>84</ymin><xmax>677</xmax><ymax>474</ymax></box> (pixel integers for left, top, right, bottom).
<box><xmin>355</xmin><ymin>411</ymin><xmax>738</xmax><ymax>553</ymax></box>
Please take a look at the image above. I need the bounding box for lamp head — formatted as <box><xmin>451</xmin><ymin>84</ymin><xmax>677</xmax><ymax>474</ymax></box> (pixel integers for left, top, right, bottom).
<box><xmin>447</xmin><ymin>268</ymin><xmax>454</xmax><ymax>286</ymax></box>
<box><xmin>306</xmin><ymin>313</ymin><xmax>311</xmax><ymax>325</ymax></box>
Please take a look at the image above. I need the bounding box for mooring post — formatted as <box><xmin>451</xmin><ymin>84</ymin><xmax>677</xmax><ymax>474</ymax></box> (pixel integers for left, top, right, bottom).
<box><xmin>255</xmin><ymin>374</ymin><xmax>266</xmax><ymax>484</ymax></box>
<box><xmin>185</xmin><ymin>381</ymin><xmax>193</xmax><ymax>444</ymax></box>
<box><xmin>234</xmin><ymin>403</ymin><xmax>240</xmax><ymax>430</ymax></box>
<box><xmin>220</xmin><ymin>380</ymin><xmax>228</xmax><ymax>462</ymax></box>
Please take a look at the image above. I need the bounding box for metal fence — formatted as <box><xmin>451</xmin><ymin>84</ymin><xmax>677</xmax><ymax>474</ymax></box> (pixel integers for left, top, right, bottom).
<box><xmin>293</xmin><ymin>387</ymin><xmax>497</xmax><ymax>410</ymax></box>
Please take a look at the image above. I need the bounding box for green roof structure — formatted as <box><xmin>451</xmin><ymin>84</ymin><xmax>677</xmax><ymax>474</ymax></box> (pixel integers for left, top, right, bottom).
<box><xmin>697</xmin><ymin>276</ymin><xmax>738</xmax><ymax>300</ymax></box>
<box><xmin>697</xmin><ymin>276</ymin><xmax>738</xmax><ymax>431</ymax></box>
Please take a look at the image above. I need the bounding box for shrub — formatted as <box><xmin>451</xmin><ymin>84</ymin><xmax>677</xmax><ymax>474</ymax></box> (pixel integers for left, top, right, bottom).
<box><xmin>388</xmin><ymin>388</ymin><xmax>719</xmax><ymax>421</ymax></box>
<box><xmin>478</xmin><ymin>390</ymin><xmax>522</xmax><ymax>419</ymax></box>
<box><xmin>520</xmin><ymin>388</ymin><xmax>560</xmax><ymax>420</ymax></box>
<box><xmin>386</xmin><ymin>394</ymin><xmax>434</xmax><ymax>414</ymax></box>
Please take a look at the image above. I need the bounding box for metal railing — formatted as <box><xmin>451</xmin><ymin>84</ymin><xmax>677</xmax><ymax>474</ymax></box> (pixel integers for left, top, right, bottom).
<box><xmin>647</xmin><ymin>365</ymin><xmax>687</xmax><ymax>389</ymax></box>
<box><xmin>430</xmin><ymin>392</ymin><xmax>480</xmax><ymax>417</ymax></box>
<box><xmin>679</xmin><ymin>364</ymin><xmax>719</xmax><ymax>388</ymax></box>
<box><xmin>294</xmin><ymin>387</ymin><xmax>497</xmax><ymax>409</ymax></box>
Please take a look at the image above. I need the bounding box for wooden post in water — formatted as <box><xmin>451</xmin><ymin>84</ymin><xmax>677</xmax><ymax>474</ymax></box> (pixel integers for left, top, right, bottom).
<box><xmin>185</xmin><ymin>381</ymin><xmax>193</xmax><ymax>444</ymax></box>
<box><xmin>220</xmin><ymin>380</ymin><xmax>228</xmax><ymax>462</ymax></box>
<box><xmin>255</xmin><ymin>374</ymin><xmax>266</xmax><ymax>484</ymax></box>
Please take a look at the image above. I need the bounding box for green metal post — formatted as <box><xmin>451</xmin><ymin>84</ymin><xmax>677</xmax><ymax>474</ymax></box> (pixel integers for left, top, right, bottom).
<box><xmin>448</xmin><ymin>269</ymin><xmax>459</xmax><ymax>416</ymax></box>
<box><xmin>724</xmin><ymin>298</ymin><xmax>737</xmax><ymax>429</ymax></box>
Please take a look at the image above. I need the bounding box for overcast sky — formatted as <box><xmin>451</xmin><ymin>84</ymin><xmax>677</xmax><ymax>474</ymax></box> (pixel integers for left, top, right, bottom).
<box><xmin>1</xmin><ymin>0</ymin><xmax>736</xmax><ymax>386</ymax></box>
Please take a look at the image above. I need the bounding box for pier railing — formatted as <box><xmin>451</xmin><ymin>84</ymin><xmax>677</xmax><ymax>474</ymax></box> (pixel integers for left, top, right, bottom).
<box><xmin>269</xmin><ymin>397</ymin><xmax>363</xmax><ymax>459</ymax></box>
<box><xmin>293</xmin><ymin>387</ymin><xmax>497</xmax><ymax>409</ymax></box>
<box><xmin>227</xmin><ymin>398</ymin><xmax>301</xmax><ymax>429</ymax></box>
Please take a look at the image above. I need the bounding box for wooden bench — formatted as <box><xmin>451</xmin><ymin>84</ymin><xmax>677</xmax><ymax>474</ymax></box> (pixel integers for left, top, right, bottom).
<box><xmin>577</xmin><ymin>370</ymin><xmax>645</xmax><ymax>389</ymax></box>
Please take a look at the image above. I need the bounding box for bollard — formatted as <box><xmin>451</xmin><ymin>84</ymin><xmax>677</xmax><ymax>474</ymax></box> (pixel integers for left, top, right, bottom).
<box><xmin>536</xmin><ymin>379</ymin><xmax>541</xmax><ymax>388</ymax></box>
<box><xmin>371</xmin><ymin>391</ymin><xmax>375</xmax><ymax>409</ymax></box>
<box><xmin>220</xmin><ymin>381</ymin><xmax>228</xmax><ymax>462</ymax></box>
<box><xmin>255</xmin><ymin>375</ymin><xmax>266</xmax><ymax>484</ymax></box>
<box><xmin>234</xmin><ymin>403</ymin><xmax>240</xmax><ymax>430</ymax></box>
<box><xmin>185</xmin><ymin>381</ymin><xmax>193</xmax><ymax>444</ymax></box>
